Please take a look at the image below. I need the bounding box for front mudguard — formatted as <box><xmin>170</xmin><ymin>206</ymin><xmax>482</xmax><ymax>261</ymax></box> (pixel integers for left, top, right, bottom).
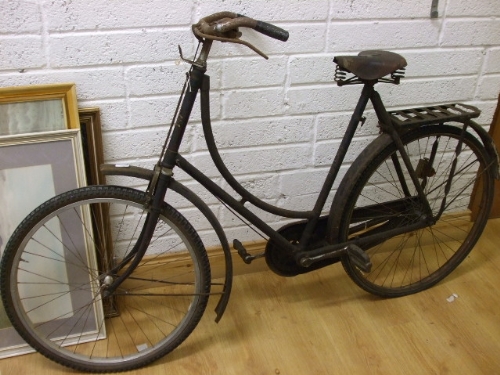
<box><xmin>100</xmin><ymin>164</ymin><xmax>232</xmax><ymax>323</ymax></box>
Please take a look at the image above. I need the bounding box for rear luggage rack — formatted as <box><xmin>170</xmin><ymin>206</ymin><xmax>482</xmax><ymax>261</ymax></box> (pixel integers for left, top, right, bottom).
<box><xmin>389</xmin><ymin>103</ymin><xmax>481</xmax><ymax>127</ymax></box>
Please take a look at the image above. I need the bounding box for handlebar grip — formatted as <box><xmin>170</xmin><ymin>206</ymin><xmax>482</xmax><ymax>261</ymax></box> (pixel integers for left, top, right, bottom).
<box><xmin>254</xmin><ymin>20</ymin><xmax>289</xmax><ymax>42</ymax></box>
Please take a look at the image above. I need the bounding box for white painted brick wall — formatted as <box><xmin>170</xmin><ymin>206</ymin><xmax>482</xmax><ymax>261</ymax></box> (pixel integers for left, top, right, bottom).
<box><xmin>1</xmin><ymin>0</ymin><xmax>499</xmax><ymax>247</ymax></box>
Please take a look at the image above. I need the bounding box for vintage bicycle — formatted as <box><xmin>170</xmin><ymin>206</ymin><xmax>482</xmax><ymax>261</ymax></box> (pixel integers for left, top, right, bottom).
<box><xmin>1</xmin><ymin>12</ymin><xmax>498</xmax><ymax>373</ymax></box>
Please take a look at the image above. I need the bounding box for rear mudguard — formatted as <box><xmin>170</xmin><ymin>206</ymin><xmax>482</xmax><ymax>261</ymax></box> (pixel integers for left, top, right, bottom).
<box><xmin>100</xmin><ymin>164</ymin><xmax>232</xmax><ymax>323</ymax></box>
<box><xmin>328</xmin><ymin>121</ymin><xmax>500</xmax><ymax>242</ymax></box>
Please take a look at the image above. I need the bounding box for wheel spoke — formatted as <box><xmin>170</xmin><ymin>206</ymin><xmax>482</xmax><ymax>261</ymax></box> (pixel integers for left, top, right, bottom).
<box><xmin>339</xmin><ymin>125</ymin><xmax>494</xmax><ymax>296</ymax></box>
<box><xmin>1</xmin><ymin>186</ymin><xmax>210</xmax><ymax>372</ymax></box>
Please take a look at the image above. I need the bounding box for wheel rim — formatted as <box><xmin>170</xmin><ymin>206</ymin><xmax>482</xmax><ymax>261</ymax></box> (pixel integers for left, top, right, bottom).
<box><xmin>6</xmin><ymin>191</ymin><xmax>208</xmax><ymax>369</ymax></box>
<box><xmin>341</xmin><ymin>127</ymin><xmax>493</xmax><ymax>294</ymax></box>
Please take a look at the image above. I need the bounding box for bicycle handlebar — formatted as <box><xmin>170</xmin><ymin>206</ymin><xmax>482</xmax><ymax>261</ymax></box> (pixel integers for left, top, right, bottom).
<box><xmin>193</xmin><ymin>12</ymin><xmax>289</xmax><ymax>58</ymax></box>
<box><xmin>196</xmin><ymin>12</ymin><xmax>289</xmax><ymax>41</ymax></box>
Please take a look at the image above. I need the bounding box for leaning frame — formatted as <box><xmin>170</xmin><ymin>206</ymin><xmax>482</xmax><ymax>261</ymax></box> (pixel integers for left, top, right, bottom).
<box><xmin>0</xmin><ymin>130</ymin><xmax>104</xmax><ymax>358</ymax></box>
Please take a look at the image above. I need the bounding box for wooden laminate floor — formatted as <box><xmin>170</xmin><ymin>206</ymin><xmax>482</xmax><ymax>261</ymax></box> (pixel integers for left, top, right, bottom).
<box><xmin>2</xmin><ymin>219</ymin><xmax>500</xmax><ymax>375</ymax></box>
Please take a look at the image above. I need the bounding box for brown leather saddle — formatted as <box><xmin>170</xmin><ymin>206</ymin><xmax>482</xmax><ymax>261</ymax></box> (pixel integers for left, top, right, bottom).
<box><xmin>334</xmin><ymin>50</ymin><xmax>407</xmax><ymax>81</ymax></box>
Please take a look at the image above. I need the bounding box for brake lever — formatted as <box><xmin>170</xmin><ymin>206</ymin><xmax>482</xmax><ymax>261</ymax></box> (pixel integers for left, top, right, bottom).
<box><xmin>192</xmin><ymin>24</ymin><xmax>269</xmax><ymax>59</ymax></box>
<box><xmin>178</xmin><ymin>45</ymin><xmax>206</xmax><ymax>68</ymax></box>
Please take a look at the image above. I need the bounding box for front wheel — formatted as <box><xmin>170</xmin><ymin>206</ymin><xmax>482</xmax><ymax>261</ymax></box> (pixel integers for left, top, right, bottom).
<box><xmin>0</xmin><ymin>185</ymin><xmax>211</xmax><ymax>373</ymax></box>
<box><xmin>336</xmin><ymin>125</ymin><xmax>495</xmax><ymax>297</ymax></box>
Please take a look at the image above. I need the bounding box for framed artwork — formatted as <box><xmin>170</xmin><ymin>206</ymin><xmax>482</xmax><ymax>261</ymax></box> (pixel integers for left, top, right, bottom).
<box><xmin>78</xmin><ymin>107</ymin><xmax>105</xmax><ymax>186</ymax></box>
<box><xmin>0</xmin><ymin>130</ymin><xmax>104</xmax><ymax>358</ymax></box>
<box><xmin>78</xmin><ymin>108</ymin><xmax>117</xmax><ymax>316</ymax></box>
<box><xmin>0</xmin><ymin>83</ymin><xmax>79</xmax><ymax>136</ymax></box>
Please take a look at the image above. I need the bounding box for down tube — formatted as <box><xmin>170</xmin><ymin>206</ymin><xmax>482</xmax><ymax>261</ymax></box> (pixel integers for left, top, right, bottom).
<box><xmin>175</xmin><ymin>155</ymin><xmax>295</xmax><ymax>252</ymax></box>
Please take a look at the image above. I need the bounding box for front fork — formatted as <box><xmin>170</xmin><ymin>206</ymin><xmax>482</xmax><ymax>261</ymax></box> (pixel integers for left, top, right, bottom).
<box><xmin>102</xmin><ymin>61</ymin><xmax>208</xmax><ymax>297</ymax></box>
<box><xmin>102</xmin><ymin>171</ymin><xmax>171</xmax><ymax>297</ymax></box>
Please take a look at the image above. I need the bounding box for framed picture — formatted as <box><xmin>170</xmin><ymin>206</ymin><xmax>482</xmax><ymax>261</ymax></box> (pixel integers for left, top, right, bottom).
<box><xmin>0</xmin><ymin>83</ymin><xmax>79</xmax><ymax>136</ymax></box>
<box><xmin>78</xmin><ymin>108</ymin><xmax>118</xmax><ymax>316</ymax></box>
<box><xmin>78</xmin><ymin>107</ymin><xmax>105</xmax><ymax>186</ymax></box>
<box><xmin>0</xmin><ymin>130</ymin><xmax>104</xmax><ymax>358</ymax></box>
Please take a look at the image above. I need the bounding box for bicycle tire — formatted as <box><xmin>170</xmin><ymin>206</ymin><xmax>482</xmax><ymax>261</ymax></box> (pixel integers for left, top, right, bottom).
<box><xmin>0</xmin><ymin>185</ymin><xmax>211</xmax><ymax>373</ymax></box>
<box><xmin>335</xmin><ymin>125</ymin><xmax>495</xmax><ymax>297</ymax></box>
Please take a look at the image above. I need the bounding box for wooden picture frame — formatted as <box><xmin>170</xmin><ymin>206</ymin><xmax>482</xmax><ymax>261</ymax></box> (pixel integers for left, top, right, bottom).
<box><xmin>0</xmin><ymin>83</ymin><xmax>80</xmax><ymax>136</ymax></box>
<box><xmin>78</xmin><ymin>107</ymin><xmax>117</xmax><ymax>317</ymax></box>
<box><xmin>0</xmin><ymin>130</ymin><xmax>105</xmax><ymax>358</ymax></box>
<box><xmin>78</xmin><ymin>107</ymin><xmax>106</xmax><ymax>186</ymax></box>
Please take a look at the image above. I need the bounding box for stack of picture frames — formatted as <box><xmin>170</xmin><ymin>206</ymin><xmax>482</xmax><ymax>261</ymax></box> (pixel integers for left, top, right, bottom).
<box><xmin>0</xmin><ymin>83</ymin><xmax>110</xmax><ymax>358</ymax></box>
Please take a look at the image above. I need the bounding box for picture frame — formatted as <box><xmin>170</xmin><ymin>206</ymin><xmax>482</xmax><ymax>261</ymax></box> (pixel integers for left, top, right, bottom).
<box><xmin>0</xmin><ymin>130</ymin><xmax>104</xmax><ymax>358</ymax></box>
<box><xmin>77</xmin><ymin>107</ymin><xmax>118</xmax><ymax>317</ymax></box>
<box><xmin>78</xmin><ymin>107</ymin><xmax>106</xmax><ymax>186</ymax></box>
<box><xmin>0</xmin><ymin>83</ymin><xmax>79</xmax><ymax>136</ymax></box>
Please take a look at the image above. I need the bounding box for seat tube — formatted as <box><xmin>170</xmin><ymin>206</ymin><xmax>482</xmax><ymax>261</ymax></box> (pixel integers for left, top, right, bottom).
<box><xmin>298</xmin><ymin>82</ymin><xmax>374</xmax><ymax>247</ymax></box>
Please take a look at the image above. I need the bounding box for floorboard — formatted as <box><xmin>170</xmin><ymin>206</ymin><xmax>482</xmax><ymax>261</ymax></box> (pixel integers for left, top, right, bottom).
<box><xmin>2</xmin><ymin>219</ymin><xmax>500</xmax><ymax>374</ymax></box>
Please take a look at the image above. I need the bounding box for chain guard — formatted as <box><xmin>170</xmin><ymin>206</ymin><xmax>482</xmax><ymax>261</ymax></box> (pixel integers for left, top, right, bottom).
<box><xmin>265</xmin><ymin>217</ymin><xmax>340</xmax><ymax>276</ymax></box>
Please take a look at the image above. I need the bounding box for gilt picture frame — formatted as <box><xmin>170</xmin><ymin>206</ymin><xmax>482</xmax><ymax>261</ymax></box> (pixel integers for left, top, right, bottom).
<box><xmin>0</xmin><ymin>83</ymin><xmax>79</xmax><ymax>137</ymax></box>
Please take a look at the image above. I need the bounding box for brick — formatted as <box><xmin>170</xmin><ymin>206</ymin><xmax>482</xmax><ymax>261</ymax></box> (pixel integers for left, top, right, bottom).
<box><xmin>289</xmin><ymin>55</ymin><xmax>335</xmax><ymax>85</ymax></box>
<box><xmin>222</xmin><ymin>56</ymin><xmax>287</xmax><ymax>89</ymax></box>
<box><xmin>402</xmin><ymin>49</ymin><xmax>484</xmax><ymax>77</ymax></box>
<box><xmin>129</xmin><ymin>96</ymin><xmax>180</xmax><ymax>128</ymax></box>
<box><xmin>441</xmin><ymin>19</ymin><xmax>500</xmax><ymax>47</ymax></box>
<box><xmin>0</xmin><ymin>68</ymin><xmax>125</xmax><ymax>100</ymax></box>
<box><xmin>129</xmin><ymin>94</ymin><xmax>220</xmax><ymax>128</ymax></box>
<box><xmin>126</xmin><ymin>61</ymin><xmax>221</xmax><ymax>96</ymax></box>
<box><xmin>219</xmin><ymin>199</ymin><xmax>278</xmax><ymax>228</ymax></box>
<box><xmin>196</xmin><ymin>0</ymin><xmax>329</xmax><ymax>22</ymax></box>
<box><xmin>164</xmin><ymin>179</ymin><xmax>223</xmax><ymax>208</ymax></box>
<box><xmin>49</xmin><ymin>30</ymin><xmax>193</xmax><ymax>68</ymax></box>
<box><xmin>315</xmin><ymin>137</ymin><xmax>374</xmax><ymax>166</ymax></box>
<box><xmin>0</xmin><ymin>36</ymin><xmax>44</xmax><ymax>70</ymax></box>
<box><xmin>126</xmin><ymin>62</ymin><xmax>191</xmax><ymax>96</ymax></box>
<box><xmin>478</xmin><ymin>75</ymin><xmax>500</xmax><ymax>101</ymax></box>
<box><xmin>328</xmin><ymin>21</ymin><xmax>440</xmax><ymax>51</ymax></box>
<box><xmin>471</xmin><ymin>100</ymin><xmax>498</xmax><ymax>126</ymax></box>
<box><xmin>222</xmin><ymin>145</ymin><xmax>311</xmax><ymax>175</ymax></box>
<box><xmin>79</xmin><ymin>100</ymin><xmax>128</xmax><ymax>131</ymax></box>
<box><xmin>190</xmin><ymin>145</ymin><xmax>311</xmax><ymax>177</ymax></box>
<box><xmin>45</xmin><ymin>0</ymin><xmax>193</xmax><ymax>31</ymax></box>
<box><xmin>281</xmin><ymin>169</ymin><xmax>329</xmax><ymax>197</ymax></box>
<box><xmin>236</xmin><ymin>174</ymin><xmax>281</xmax><ymax>200</ymax></box>
<box><xmin>446</xmin><ymin>0</ymin><xmax>500</xmax><ymax>17</ymax></box>
<box><xmin>223</xmin><ymin>88</ymin><xmax>286</xmax><ymax>119</ymax></box>
<box><xmin>330</xmin><ymin>0</ymin><xmax>444</xmax><ymax>19</ymax></box>
<box><xmin>103</xmin><ymin>127</ymin><xmax>183</xmax><ymax>161</ymax></box>
<box><xmin>485</xmin><ymin>48</ymin><xmax>500</xmax><ymax>74</ymax></box>
<box><xmin>376</xmin><ymin>77</ymin><xmax>477</xmax><ymax>107</ymax></box>
<box><xmin>276</xmin><ymin>191</ymin><xmax>321</xmax><ymax>212</ymax></box>
<box><xmin>286</xmin><ymin>84</ymin><xmax>362</xmax><ymax>115</ymax></box>
<box><xmin>196</xmin><ymin>117</ymin><xmax>313</xmax><ymax>150</ymax></box>
<box><xmin>0</xmin><ymin>1</ymin><xmax>41</xmax><ymax>33</ymax></box>
<box><xmin>316</xmin><ymin>111</ymin><xmax>380</xmax><ymax>141</ymax></box>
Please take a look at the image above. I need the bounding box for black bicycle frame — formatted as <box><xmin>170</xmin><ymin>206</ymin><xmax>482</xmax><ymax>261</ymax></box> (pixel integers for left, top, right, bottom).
<box><xmin>103</xmin><ymin>42</ymin><xmax>435</xmax><ymax>297</ymax></box>
<box><xmin>154</xmin><ymin>61</ymin><xmax>433</xmax><ymax>259</ymax></box>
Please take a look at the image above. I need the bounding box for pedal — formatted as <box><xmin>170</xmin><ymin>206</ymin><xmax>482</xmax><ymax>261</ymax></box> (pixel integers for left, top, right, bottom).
<box><xmin>233</xmin><ymin>239</ymin><xmax>264</xmax><ymax>264</ymax></box>
<box><xmin>347</xmin><ymin>244</ymin><xmax>372</xmax><ymax>273</ymax></box>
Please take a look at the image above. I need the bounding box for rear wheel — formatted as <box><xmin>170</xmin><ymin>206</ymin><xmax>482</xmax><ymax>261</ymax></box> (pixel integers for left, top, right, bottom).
<box><xmin>337</xmin><ymin>125</ymin><xmax>495</xmax><ymax>297</ymax></box>
<box><xmin>1</xmin><ymin>186</ymin><xmax>211</xmax><ymax>372</ymax></box>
